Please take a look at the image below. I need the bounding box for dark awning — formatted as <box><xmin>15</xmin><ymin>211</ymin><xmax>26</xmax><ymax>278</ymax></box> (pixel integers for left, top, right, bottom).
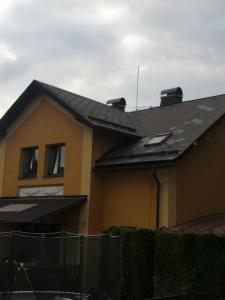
<box><xmin>0</xmin><ymin>195</ymin><xmax>86</xmax><ymax>223</ymax></box>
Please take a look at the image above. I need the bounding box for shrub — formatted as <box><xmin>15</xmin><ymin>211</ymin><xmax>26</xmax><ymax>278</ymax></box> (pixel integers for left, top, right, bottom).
<box><xmin>106</xmin><ymin>227</ymin><xmax>155</xmax><ymax>300</ymax></box>
<box><xmin>154</xmin><ymin>230</ymin><xmax>225</xmax><ymax>297</ymax></box>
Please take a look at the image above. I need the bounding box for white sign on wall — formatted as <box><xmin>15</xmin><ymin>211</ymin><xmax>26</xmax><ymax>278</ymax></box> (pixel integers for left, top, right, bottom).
<box><xmin>19</xmin><ymin>186</ymin><xmax>64</xmax><ymax>197</ymax></box>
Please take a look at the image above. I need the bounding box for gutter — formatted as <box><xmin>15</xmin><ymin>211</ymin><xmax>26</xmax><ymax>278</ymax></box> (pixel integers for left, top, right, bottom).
<box><xmin>153</xmin><ymin>170</ymin><xmax>161</xmax><ymax>229</ymax></box>
<box><xmin>94</xmin><ymin>160</ymin><xmax>175</xmax><ymax>172</ymax></box>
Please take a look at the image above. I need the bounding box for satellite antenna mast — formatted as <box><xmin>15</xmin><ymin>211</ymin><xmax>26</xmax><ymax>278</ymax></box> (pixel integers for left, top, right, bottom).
<box><xmin>136</xmin><ymin>65</ymin><xmax>140</xmax><ymax>110</ymax></box>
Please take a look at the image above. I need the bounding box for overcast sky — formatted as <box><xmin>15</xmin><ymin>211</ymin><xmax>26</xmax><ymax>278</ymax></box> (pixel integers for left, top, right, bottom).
<box><xmin>1</xmin><ymin>0</ymin><xmax>225</xmax><ymax>116</ymax></box>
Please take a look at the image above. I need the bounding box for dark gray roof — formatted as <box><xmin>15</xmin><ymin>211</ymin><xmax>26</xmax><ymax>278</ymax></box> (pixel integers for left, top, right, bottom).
<box><xmin>0</xmin><ymin>80</ymin><xmax>142</xmax><ymax>138</ymax></box>
<box><xmin>95</xmin><ymin>95</ymin><xmax>225</xmax><ymax>169</ymax></box>
<box><xmin>2</xmin><ymin>80</ymin><xmax>225</xmax><ymax>170</ymax></box>
<box><xmin>0</xmin><ymin>195</ymin><xmax>86</xmax><ymax>222</ymax></box>
<box><xmin>37</xmin><ymin>81</ymin><xmax>144</xmax><ymax>137</ymax></box>
<box><xmin>170</xmin><ymin>213</ymin><xmax>225</xmax><ymax>235</ymax></box>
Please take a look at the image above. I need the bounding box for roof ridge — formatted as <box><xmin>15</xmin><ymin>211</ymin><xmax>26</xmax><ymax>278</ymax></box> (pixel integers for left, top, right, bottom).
<box><xmin>130</xmin><ymin>93</ymin><xmax>225</xmax><ymax>114</ymax></box>
<box><xmin>35</xmin><ymin>79</ymin><xmax>128</xmax><ymax>114</ymax></box>
<box><xmin>0</xmin><ymin>79</ymin><xmax>143</xmax><ymax>138</ymax></box>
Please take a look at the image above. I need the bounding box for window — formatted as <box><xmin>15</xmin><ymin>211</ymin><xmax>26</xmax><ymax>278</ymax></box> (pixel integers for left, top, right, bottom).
<box><xmin>21</xmin><ymin>147</ymin><xmax>39</xmax><ymax>178</ymax></box>
<box><xmin>146</xmin><ymin>133</ymin><xmax>170</xmax><ymax>146</ymax></box>
<box><xmin>46</xmin><ymin>144</ymin><xmax>65</xmax><ymax>177</ymax></box>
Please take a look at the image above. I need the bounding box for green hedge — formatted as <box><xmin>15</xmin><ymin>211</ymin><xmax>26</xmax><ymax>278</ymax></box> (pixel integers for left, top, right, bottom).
<box><xmin>106</xmin><ymin>227</ymin><xmax>225</xmax><ymax>299</ymax></box>
<box><xmin>154</xmin><ymin>231</ymin><xmax>225</xmax><ymax>297</ymax></box>
<box><xmin>106</xmin><ymin>227</ymin><xmax>155</xmax><ymax>300</ymax></box>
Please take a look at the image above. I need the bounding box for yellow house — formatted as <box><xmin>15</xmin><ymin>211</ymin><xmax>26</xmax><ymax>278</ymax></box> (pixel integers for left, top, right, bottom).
<box><xmin>0</xmin><ymin>81</ymin><xmax>225</xmax><ymax>234</ymax></box>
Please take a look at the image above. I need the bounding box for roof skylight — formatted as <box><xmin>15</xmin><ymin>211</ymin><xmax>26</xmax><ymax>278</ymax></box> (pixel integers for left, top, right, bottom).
<box><xmin>0</xmin><ymin>204</ymin><xmax>37</xmax><ymax>212</ymax></box>
<box><xmin>146</xmin><ymin>133</ymin><xmax>170</xmax><ymax>146</ymax></box>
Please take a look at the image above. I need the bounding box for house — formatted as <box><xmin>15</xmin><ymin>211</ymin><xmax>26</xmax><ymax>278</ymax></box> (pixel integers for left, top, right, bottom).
<box><xmin>0</xmin><ymin>80</ymin><xmax>225</xmax><ymax>234</ymax></box>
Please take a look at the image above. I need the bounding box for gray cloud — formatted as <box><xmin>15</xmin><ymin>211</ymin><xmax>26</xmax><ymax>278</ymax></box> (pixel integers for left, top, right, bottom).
<box><xmin>1</xmin><ymin>0</ymin><xmax>225</xmax><ymax>115</ymax></box>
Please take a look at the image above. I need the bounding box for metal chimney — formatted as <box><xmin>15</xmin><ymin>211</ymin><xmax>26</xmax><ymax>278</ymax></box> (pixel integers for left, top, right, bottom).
<box><xmin>106</xmin><ymin>98</ymin><xmax>126</xmax><ymax>111</ymax></box>
<box><xmin>160</xmin><ymin>87</ymin><xmax>183</xmax><ymax>107</ymax></box>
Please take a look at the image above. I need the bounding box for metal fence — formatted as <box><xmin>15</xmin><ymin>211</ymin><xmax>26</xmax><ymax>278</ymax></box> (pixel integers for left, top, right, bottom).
<box><xmin>149</xmin><ymin>293</ymin><xmax>224</xmax><ymax>300</ymax></box>
<box><xmin>0</xmin><ymin>231</ymin><xmax>121</xmax><ymax>300</ymax></box>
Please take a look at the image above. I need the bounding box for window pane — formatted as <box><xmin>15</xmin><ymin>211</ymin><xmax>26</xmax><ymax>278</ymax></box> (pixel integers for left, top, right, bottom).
<box><xmin>147</xmin><ymin>134</ymin><xmax>170</xmax><ymax>145</ymax></box>
<box><xmin>22</xmin><ymin>147</ymin><xmax>38</xmax><ymax>178</ymax></box>
<box><xmin>47</xmin><ymin>144</ymin><xmax>65</xmax><ymax>176</ymax></box>
<box><xmin>34</xmin><ymin>148</ymin><xmax>39</xmax><ymax>160</ymax></box>
<box><xmin>60</xmin><ymin>145</ymin><xmax>65</xmax><ymax>168</ymax></box>
<box><xmin>53</xmin><ymin>148</ymin><xmax>59</xmax><ymax>175</ymax></box>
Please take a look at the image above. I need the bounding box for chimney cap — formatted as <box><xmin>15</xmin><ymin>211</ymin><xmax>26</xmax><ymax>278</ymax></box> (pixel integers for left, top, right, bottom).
<box><xmin>160</xmin><ymin>87</ymin><xmax>183</xmax><ymax>107</ymax></box>
<box><xmin>106</xmin><ymin>98</ymin><xmax>126</xmax><ymax>111</ymax></box>
<box><xmin>160</xmin><ymin>87</ymin><xmax>183</xmax><ymax>97</ymax></box>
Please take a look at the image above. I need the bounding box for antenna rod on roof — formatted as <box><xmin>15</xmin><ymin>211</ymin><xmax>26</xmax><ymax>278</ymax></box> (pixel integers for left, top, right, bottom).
<box><xmin>135</xmin><ymin>65</ymin><xmax>140</xmax><ymax>110</ymax></box>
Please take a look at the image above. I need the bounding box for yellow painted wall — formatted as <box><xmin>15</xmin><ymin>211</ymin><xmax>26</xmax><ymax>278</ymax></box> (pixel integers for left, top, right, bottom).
<box><xmin>88</xmin><ymin>130</ymin><xmax>177</xmax><ymax>233</ymax></box>
<box><xmin>176</xmin><ymin>119</ymin><xmax>225</xmax><ymax>224</ymax></box>
<box><xmin>101</xmin><ymin>169</ymin><xmax>156</xmax><ymax>230</ymax></box>
<box><xmin>2</xmin><ymin>96</ymin><xmax>93</xmax><ymax>233</ymax></box>
<box><xmin>3</xmin><ymin>98</ymin><xmax>82</xmax><ymax>196</ymax></box>
<box><xmin>0</xmin><ymin>140</ymin><xmax>6</xmax><ymax>196</ymax></box>
<box><xmin>88</xmin><ymin>129</ymin><xmax>122</xmax><ymax>234</ymax></box>
<box><xmin>89</xmin><ymin>165</ymin><xmax>178</xmax><ymax>233</ymax></box>
<box><xmin>156</xmin><ymin>167</ymin><xmax>177</xmax><ymax>228</ymax></box>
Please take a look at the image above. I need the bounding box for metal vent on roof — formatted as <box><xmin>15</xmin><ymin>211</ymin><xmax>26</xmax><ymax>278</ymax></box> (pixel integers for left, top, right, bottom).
<box><xmin>106</xmin><ymin>98</ymin><xmax>126</xmax><ymax>111</ymax></box>
<box><xmin>160</xmin><ymin>87</ymin><xmax>183</xmax><ymax>107</ymax></box>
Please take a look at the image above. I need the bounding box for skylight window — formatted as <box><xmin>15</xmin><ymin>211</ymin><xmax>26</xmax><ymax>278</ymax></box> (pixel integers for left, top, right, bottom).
<box><xmin>146</xmin><ymin>134</ymin><xmax>170</xmax><ymax>146</ymax></box>
<box><xmin>0</xmin><ymin>204</ymin><xmax>37</xmax><ymax>212</ymax></box>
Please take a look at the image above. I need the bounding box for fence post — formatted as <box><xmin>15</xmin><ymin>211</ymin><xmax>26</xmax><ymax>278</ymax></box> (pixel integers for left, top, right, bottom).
<box><xmin>7</xmin><ymin>232</ymin><xmax>16</xmax><ymax>292</ymax></box>
<box><xmin>117</xmin><ymin>235</ymin><xmax>123</xmax><ymax>300</ymax></box>
<box><xmin>79</xmin><ymin>235</ymin><xmax>84</xmax><ymax>300</ymax></box>
<box><xmin>62</xmin><ymin>231</ymin><xmax>66</xmax><ymax>291</ymax></box>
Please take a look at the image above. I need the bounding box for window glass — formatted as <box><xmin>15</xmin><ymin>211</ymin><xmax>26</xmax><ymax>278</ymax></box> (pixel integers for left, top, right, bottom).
<box><xmin>46</xmin><ymin>144</ymin><xmax>65</xmax><ymax>176</ymax></box>
<box><xmin>147</xmin><ymin>134</ymin><xmax>170</xmax><ymax>145</ymax></box>
<box><xmin>21</xmin><ymin>147</ymin><xmax>39</xmax><ymax>178</ymax></box>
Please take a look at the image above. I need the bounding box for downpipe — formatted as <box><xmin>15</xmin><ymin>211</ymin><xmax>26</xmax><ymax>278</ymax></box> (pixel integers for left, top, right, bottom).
<box><xmin>153</xmin><ymin>170</ymin><xmax>161</xmax><ymax>230</ymax></box>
